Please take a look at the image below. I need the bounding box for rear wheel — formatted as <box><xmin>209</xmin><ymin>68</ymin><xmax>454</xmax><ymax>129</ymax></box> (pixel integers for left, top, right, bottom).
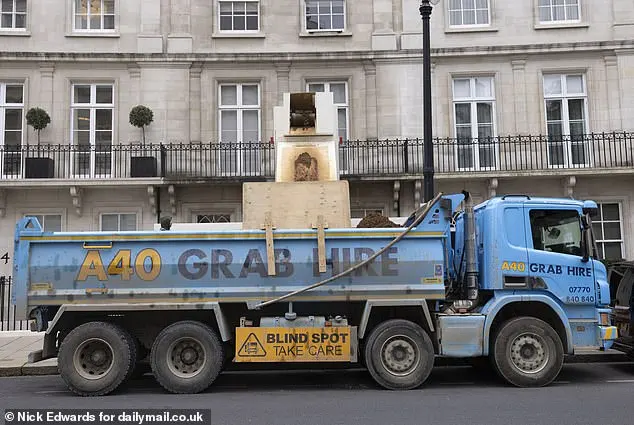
<box><xmin>150</xmin><ymin>321</ymin><xmax>224</xmax><ymax>394</ymax></box>
<box><xmin>58</xmin><ymin>322</ymin><xmax>135</xmax><ymax>396</ymax></box>
<box><xmin>364</xmin><ymin>319</ymin><xmax>435</xmax><ymax>390</ymax></box>
<box><xmin>491</xmin><ymin>317</ymin><xmax>564</xmax><ymax>387</ymax></box>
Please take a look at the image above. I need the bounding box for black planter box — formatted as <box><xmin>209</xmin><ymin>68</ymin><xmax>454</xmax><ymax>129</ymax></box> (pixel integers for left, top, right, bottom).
<box><xmin>25</xmin><ymin>158</ymin><xmax>55</xmax><ymax>178</ymax></box>
<box><xmin>131</xmin><ymin>156</ymin><xmax>157</xmax><ymax>177</ymax></box>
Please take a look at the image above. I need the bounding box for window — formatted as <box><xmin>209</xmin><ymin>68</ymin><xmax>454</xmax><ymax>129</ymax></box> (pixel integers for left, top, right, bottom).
<box><xmin>218</xmin><ymin>83</ymin><xmax>260</xmax><ymax>175</ymax></box>
<box><xmin>448</xmin><ymin>0</ymin><xmax>490</xmax><ymax>27</ymax></box>
<box><xmin>0</xmin><ymin>83</ymin><xmax>24</xmax><ymax>178</ymax></box>
<box><xmin>196</xmin><ymin>214</ymin><xmax>232</xmax><ymax>223</ymax></box>
<box><xmin>591</xmin><ymin>203</ymin><xmax>624</xmax><ymax>260</ymax></box>
<box><xmin>218</xmin><ymin>0</ymin><xmax>259</xmax><ymax>32</ymax></box>
<box><xmin>543</xmin><ymin>73</ymin><xmax>588</xmax><ymax>167</ymax></box>
<box><xmin>307</xmin><ymin>81</ymin><xmax>349</xmax><ymax>170</ymax></box>
<box><xmin>538</xmin><ymin>0</ymin><xmax>580</xmax><ymax>23</ymax></box>
<box><xmin>25</xmin><ymin>214</ymin><xmax>62</xmax><ymax>232</ymax></box>
<box><xmin>305</xmin><ymin>0</ymin><xmax>345</xmax><ymax>32</ymax></box>
<box><xmin>70</xmin><ymin>83</ymin><xmax>114</xmax><ymax>177</ymax></box>
<box><xmin>1</xmin><ymin>0</ymin><xmax>26</xmax><ymax>29</ymax></box>
<box><xmin>452</xmin><ymin>76</ymin><xmax>496</xmax><ymax>170</ymax></box>
<box><xmin>73</xmin><ymin>0</ymin><xmax>115</xmax><ymax>31</ymax></box>
<box><xmin>101</xmin><ymin>213</ymin><xmax>136</xmax><ymax>231</ymax></box>
<box><xmin>529</xmin><ymin>209</ymin><xmax>583</xmax><ymax>257</ymax></box>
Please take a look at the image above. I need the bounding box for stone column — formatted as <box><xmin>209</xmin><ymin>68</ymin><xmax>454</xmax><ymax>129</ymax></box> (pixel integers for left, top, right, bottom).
<box><xmin>189</xmin><ymin>62</ymin><xmax>203</xmax><ymax>143</ymax></box>
<box><xmin>363</xmin><ymin>60</ymin><xmax>378</xmax><ymax>140</ymax></box>
<box><xmin>137</xmin><ymin>0</ymin><xmax>163</xmax><ymax>53</ymax></box>
<box><xmin>511</xmin><ymin>58</ymin><xmax>528</xmax><ymax>134</ymax></box>
<box><xmin>275</xmin><ymin>62</ymin><xmax>291</xmax><ymax>105</ymax></box>
<box><xmin>167</xmin><ymin>0</ymin><xmax>193</xmax><ymax>53</ymax></box>
<box><xmin>372</xmin><ymin>0</ymin><xmax>397</xmax><ymax>50</ymax></box>
<box><xmin>38</xmin><ymin>63</ymin><xmax>55</xmax><ymax>144</ymax></box>
<box><xmin>604</xmin><ymin>55</ymin><xmax>622</xmax><ymax>130</ymax></box>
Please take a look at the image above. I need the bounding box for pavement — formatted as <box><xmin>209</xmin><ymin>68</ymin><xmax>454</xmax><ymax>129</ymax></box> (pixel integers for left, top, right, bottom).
<box><xmin>0</xmin><ymin>330</ymin><xmax>631</xmax><ymax>378</ymax></box>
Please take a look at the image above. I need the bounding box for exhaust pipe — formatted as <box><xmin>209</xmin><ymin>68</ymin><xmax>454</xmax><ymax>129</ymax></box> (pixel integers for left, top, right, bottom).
<box><xmin>462</xmin><ymin>190</ymin><xmax>478</xmax><ymax>302</ymax></box>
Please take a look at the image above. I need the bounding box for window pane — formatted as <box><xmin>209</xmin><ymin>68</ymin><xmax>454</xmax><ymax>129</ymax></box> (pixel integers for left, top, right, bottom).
<box><xmin>5</xmin><ymin>85</ymin><xmax>23</xmax><ymax>103</ymax></box>
<box><xmin>566</xmin><ymin>75</ymin><xmax>584</xmax><ymax>94</ymax></box>
<box><xmin>476</xmin><ymin>103</ymin><xmax>492</xmax><ymax>123</ymax></box>
<box><xmin>4</xmin><ymin>109</ymin><xmax>22</xmax><ymax>130</ymax></box>
<box><xmin>308</xmin><ymin>83</ymin><xmax>325</xmax><ymax>92</ymax></box>
<box><xmin>332</xmin><ymin>1</ymin><xmax>344</xmax><ymax>13</ymax></box>
<box><xmin>566</xmin><ymin>5</ymin><xmax>579</xmax><ymax>20</ymax></box>
<box><xmin>3</xmin><ymin>130</ymin><xmax>21</xmax><ymax>146</ymax></box>
<box><xmin>221</xmin><ymin>110</ymin><xmax>238</xmax><ymax>142</ymax></box>
<box><xmin>1</xmin><ymin>0</ymin><xmax>12</xmax><ymax>13</ymax></box>
<box><xmin>101</xmin><ymin>214</ymin><xmax>119</xmax><ymax>231</ymax></box>
<box><xmin>73</xmin><ymin>109</ymin><xmax>91</xmax><ymax>131</ymax></box>
<box><xmin>464</xmin><ymin>0</ymin><xmax>475</xmax><ymax>8</ymax></box>
<box><xmin>104</xmin><ymin>15</ymin><xmax>114</xmax><ymax>29</ymax></box>
<box><xmin>455</xmin><ymin>103</ymin><xmax>471</xmax><ymax>125</ymax></box>
<box><xmin>221</xmin><ymin>85</ymin><xmax>237</xmax><ymax>105</ymax></box>
<box><xmin>332</xmin><ymin>14</ymin><xmax>344</xmax><ymax>29</ymax></box>
<box><xmin>305</xmin><ymin>0</ymin><xmax>317</xmax><ymax>14</ymax></box>
<box><xmin>463</xmin><ymin>10</ymin><xmax>476</xmax><ymax>25</ymax></box>
<box><xmin>602</xmin><ymin>204</ymin><xmax>620</xmax><ymax>221</ymax></box>
<box><xmin>539</xmin><ymin>0</ymin><xmax>551</xmax><ymax>6</ymax></box>
<box><xmin>475</xmin><ymin>78</ymin><xmax>492</xmax><ymax>97</ymax></box>
<box><xmin>546</xmin><ymin>100</ymin><xmax>562</xmax><ymax>121</ymax></box>
<box><xmin>337</xmin><ymin>108</ymin><xmax>347</xmax><ymax>140</ymax></box>
<box><xmin>75</xmin><ymin>14</ymin><xmax>88</xmax><ymax>29</ymax></box>
<box><xmin>449</xmin><ymin>0</ymin><xmax>461</xmax><ymax>9</ymax></box>
<box><xmin>1</xmin><ymin>14</ymin><xmax>11</xmax><ymax>28</ymax></box>
<box><xmin>104</xmin><ymin>0</ymin><xmax>115</xmax><ymax>14</ymax></box>
<box><xmin>220</xmin><ymin>15</ymin><xmax>232</xmax><ymax>30</ymax></box>
<box><xmin>477</xmin><ymin>124</ymin><xmax>493</xmax><ymax>139</ymax></box>
<box><xmin>604</xmin><ymin>222</ymin><xmax>621</xmax><ymax>240</ymax></box>
<box><xmin>246</xmin><ymin>15</ymin><xmax>258</xmax><ymax>30</ymax></box>
<box><xmin>90</xmin><ymin>15</ymin><xmax>101</xmax><ymax>29</ymax></box>
<box><xmin>568</xmin><ymin>99</ymin><xmax>584</xmax><ymax>121</ymax></box>
<box><xmin>603</xmin><ymin>242</ymin><xmax>622</xmax><ymax>260</ymax></box>
<box><xmin>539</xmin><ymin>6</ymin><xmax>551</xmax><ymax>21</ymax></box>
<box><xmin>242</xmin><ymin>110</ymin><xmax>259</xmax><ymax>142</ymax></box>
<box><xmin>330</xmin><ymin>83</ymin><xmax>346</xmax><ymax>104</ymax></box>
<box><xmin>450</xmin><ymin>10</ymin><xmax>462</xmax><ymax>25</ymax></box>
<box><xmin>553</xmin><ymin>5</ymin><xmax>565</xmax><ymax>20</ymax></box>
<box><xmin>246</xmin><ymin>2</ymin><xmax>258</xmax><ymax>13</ymax></box>
<box><xmin>318</xmin><ymin>0</ymin><xmax>331</xmax><ymax>13</ymax></box>
<box><xmin>242</xmin><ymin>85</ymin><xmax>259</xmax><ymax>105</ymax></box>
<box><xmin>96</xmin><ymin>109</ymin><xmax>112</xmax><ymax>130</ymax></box>
<box><xmin>73</xmin><ymin>85</ymin><xmax>91</xmax><ymax>103</ymax></box>
<box><xmin>15</xmin><ymin>13</ymin><xmax>25</xmax><ymax>28</ymax></box>
<box><xmin>476</xmin><ymin>0</ymin><xmax>488</xmax><ymax>8</ymax></box>
<box><xmin>96</xmin><ymin>85</ymin><xmax>113</xmax><ymax>104</ymax></box>
<box><xmin>592</xmin><ymin>223</ymin><xmax>603</xmax><ymax>240</ymax></box>
<box><xmin>233</xmin><ymin>2</ymin><xmax>245</xmax><ymax>13</ymax></box>
<box><xmin>219</xmin><ymin>2</ymin><xmax>232</xmax><ymax>13</ymax></box>
<box><xmin>233</xmin><ymin>16</ymin><xmax>245</xmax><ymax>30</ymax></box>
<box><xmin>43</xmin><ymin>215</ymin><xmax>62</xmax><ymax>232</ymax></box>
<box><xmin>569</xmin><ymin>122</ymin><xmax>585</xmax><ymax>137</ymax></box>
<box><xmin>453</xmin><ymin>79</ymin><xmax>471</xmax><ymax>98</ymax></box>
<box><xmin>306</xmin><ymin>15</ymin><xmax>318</xmax><ymax>29</ymax></box>
<box><xmin>120</xmin><ymin>214</ymin><xmax>137</xmax><ymax>231</ymax></box>
<box><xmin>319</xmin><ymin>14</ymin><xmax>330</xmax><ymax>29</ymax></box>
<box><xmin>543</xmin><ymin>75</ymin><xmax>562</xmax><ymax>96</ymax></box>
<box><xmin>476</xmin><ymin>9</ymin><xmax>488</xmax><ymax>24</ymax></box>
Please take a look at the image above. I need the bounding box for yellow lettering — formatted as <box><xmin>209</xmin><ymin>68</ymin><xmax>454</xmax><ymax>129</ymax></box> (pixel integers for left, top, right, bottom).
<box><xmin>77</xmin><ymin>251</ymin><xmax>108</xmax><ymax>281</ymax></box>
<box><xmin>518</xmin><ymin>262</ymin><xmax>526</xmax><ymax>272</ymax></box>
<box><xmin>501</xmin><ymin>261</ymin><xmax>510</xmax><ymax>271</ymax></box>
<box><xmin>107</xmin><ymin>250</ymin><xmax>134</xmax><ymax>280</ymax></box>
<box><xmin>136</xmin><ymin>248</ymin><xmax>161</xmax><ymax>281</ymax></box>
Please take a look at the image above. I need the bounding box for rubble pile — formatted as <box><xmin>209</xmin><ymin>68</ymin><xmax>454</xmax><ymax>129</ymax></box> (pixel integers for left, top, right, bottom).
<box><xmin>356</xmin><ymin>213</ymin><xmax>400</xmax><ymax>228</ymax></box>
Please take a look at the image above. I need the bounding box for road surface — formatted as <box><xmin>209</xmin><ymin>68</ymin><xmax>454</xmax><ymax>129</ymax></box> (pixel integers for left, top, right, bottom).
<box><xmin>1</xmin><ymin>363</ymin><xmax>633</xmax><ymax>425</ymax></box>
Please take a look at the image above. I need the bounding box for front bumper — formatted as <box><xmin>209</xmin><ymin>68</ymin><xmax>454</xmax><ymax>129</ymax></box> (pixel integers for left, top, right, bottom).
<box><xmin>599</xmin><ymin>325</ymin><xmax>618</xmax><ymax>350</ymax></box>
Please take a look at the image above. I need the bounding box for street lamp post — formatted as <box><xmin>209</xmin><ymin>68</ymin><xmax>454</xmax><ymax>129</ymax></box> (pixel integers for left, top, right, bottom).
<box><xmin>420</xmin><ymin>0</ymin><xmax>439</xmax><ymax>202</ymax></box>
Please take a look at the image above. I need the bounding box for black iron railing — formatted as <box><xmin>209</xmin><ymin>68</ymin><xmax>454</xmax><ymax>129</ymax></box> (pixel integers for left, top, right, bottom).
<box><xmin>0</xmin><ymin>276</ymin><xmax>30</xmax><ymax>332</ymax></box>
<box><xmin>0</xmin><ymin>133</ymin><xmax>632</xmax><ymax>181</ymax></box>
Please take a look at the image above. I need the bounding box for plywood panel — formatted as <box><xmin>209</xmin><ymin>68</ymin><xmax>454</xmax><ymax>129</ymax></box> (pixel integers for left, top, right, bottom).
<box><xmin>242</xmin><ymin>181</ymin><xmax>351</xmax><ymax>229</ymax></box>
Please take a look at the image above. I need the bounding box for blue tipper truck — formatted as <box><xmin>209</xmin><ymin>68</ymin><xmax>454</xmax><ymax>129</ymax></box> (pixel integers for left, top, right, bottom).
<box><xmin>11</xmin><ymin>191</ymin><xmax>618</xmax><ymax>396</ymax></box>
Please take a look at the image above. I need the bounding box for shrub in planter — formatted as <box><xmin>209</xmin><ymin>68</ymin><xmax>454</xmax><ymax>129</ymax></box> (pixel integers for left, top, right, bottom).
<box><xmin>26</xmin><ymin>107</ymin><xmax>51</xmax><ymax>145</ymax></box>
<box><xmin>129</xmin><ymin>105</ymin><xmax>154</xmax><ymax>144</ymax></box>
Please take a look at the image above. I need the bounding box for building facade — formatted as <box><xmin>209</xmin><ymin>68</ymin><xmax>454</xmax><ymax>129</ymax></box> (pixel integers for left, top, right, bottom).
<box><xmin>1</xmin><ymin>0</ymin><xmax>634</xmax><ymax>278</ymax></box>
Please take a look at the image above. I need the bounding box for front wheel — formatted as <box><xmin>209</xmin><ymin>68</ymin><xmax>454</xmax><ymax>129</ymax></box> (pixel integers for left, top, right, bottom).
<box><xmin>492</xmin><ymin>317</ymin><xmax>564</xmax><ymax>387</ymax></box>
<box><xmin>364</xmin><ymin>319</ymin><xmax>435</xmax><ymax>390</ymax></box>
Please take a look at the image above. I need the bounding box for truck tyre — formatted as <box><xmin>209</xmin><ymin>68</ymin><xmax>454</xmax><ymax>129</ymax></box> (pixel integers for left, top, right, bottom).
<box><xmin>364</xmin><ymin>319</ymin><xmax>434</xmax><ymax>390</ymax></box>
<box><xmin>58</xmin><ymin>321</ymin><xmax>135</xmax><ymax>396</ymax></box>
<box><xmin>492</xmin><ymin>317</ymin><xmax>564</xmax><ymax>387</ymax></box>
<box><xmin>150</xmin><ymin>321</ymin><xmax>224</xmax><ymax>394</ymax></box>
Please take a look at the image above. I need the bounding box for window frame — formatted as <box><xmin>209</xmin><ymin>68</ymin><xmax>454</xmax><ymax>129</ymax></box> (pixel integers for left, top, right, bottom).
<box><xmin>0</xmin><ymin>0</ymin><xmax>27</xmax><ymax>31</ymax></box>
<box><xmin>591</xmin><ymin>201</ymin><xmax>625</xmax><ymax>261</ymax></box>
<box><xmin>70</xmin><ymin>82</ymin><xmax>115</xmax><ymax>178</ymax></box>
<box><xmin>537</xmin><ymin>0</ymin><xmax>581</xmax><ymax>25</ymax></box>
<box><xmin>71</xmin><ymin>0</ymin><xmax>117</xmax><ymax>33</ymax></box>
<box><xmin>451</xmin><ymin>75</ymin><xmax>498</xmax><ymax>171</ymax></box>
<box><xmin>542</xmin><ymin>72</ymin><xmax>590</xmax><ymax>168</ymax></box>
<box><xmin>22</xmin><ymin>213</ymin><xmax>64</xmax><ymax>232</ymax></box>
<box><xmin>99</xmin><ymin>212</ymin><xmax>138</xmax><ymax>232</ymax></box>
<box><xmin>217</xmin><ymin>0</ymin><xmax>260</xmax><ymax>33</ymax></box>
<box><xmin>447</xmin><ymin>0</ymin><xmax>491</xmax><ymax>28</ymax></box>
<box><xmin>303</xmin><ymin>0</ymin><xmax>346</xmax><ymax>33</ymax></box>
<box><xmin>0</xmin><ymin>82</ymin><xmax>25</xmax><ymax>179</ymax></box>
<box><xmin>305</xmin><ymin>80</ymin><xmax>349</xmax><ymax>141</ymax></box>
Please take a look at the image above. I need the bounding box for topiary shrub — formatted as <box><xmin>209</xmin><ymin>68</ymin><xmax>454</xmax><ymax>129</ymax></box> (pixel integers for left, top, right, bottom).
<box><xmin>129</xmin><ymin>105</ymin><xmax>154</xmax><ymax>144</ymax></box>
<box><xmin>26</xmin><ymin>107</ymin><xmax>51</xmax><ymax>145</ymax></box>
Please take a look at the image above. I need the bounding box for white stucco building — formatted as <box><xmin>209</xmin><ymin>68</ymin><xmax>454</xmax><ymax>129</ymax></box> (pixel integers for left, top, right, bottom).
<box><xmin>1</xmin><ymin>0</ymin><xmax>634</xmax><ymax>279</ymax></box>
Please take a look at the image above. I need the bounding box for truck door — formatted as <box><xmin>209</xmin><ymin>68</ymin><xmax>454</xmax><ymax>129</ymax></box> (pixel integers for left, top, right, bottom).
<box><xmin>524</xmin><ymin>206</ymin><xmax>595</xmax><ymax>306</ymax></box>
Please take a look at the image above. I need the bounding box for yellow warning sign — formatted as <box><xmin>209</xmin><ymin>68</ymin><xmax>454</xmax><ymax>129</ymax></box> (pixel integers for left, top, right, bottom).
<box><xmin>234</xmin><ymin>327</ymin><xmax>352</xmax><ymax>363</ymax></box>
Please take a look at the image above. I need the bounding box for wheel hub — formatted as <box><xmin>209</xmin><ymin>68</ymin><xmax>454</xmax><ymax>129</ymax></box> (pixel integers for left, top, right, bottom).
<box><xmin>510</xmin><ymin>333</ymin><xmax>548</xmax><ymax>374</ymax></box>
<box><xmin>380</xmin><ymin>335</ymin><xmax>420</xmax><ymax>377</ymax></box>
<box><xmin>73</xmin><ymin>338</ymin><xmax>114</xmax><ymax>380</ymax></box>
<box><xmin>167</xmin><ymin>338</ymin><xmax>207</xmax><ymax>378</ymax></box>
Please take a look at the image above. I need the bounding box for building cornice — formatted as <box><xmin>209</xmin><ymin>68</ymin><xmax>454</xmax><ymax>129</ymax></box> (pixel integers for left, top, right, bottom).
<box><xmin>0</xmin><ymin>39</ymin><xmax>633</xmax><ymax>63</ymax></box>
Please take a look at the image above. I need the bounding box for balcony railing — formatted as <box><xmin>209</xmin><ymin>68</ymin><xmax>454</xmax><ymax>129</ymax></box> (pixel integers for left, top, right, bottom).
<box><xmin>0</xmin><ymin>132</ymin><xmax>633</xmax><ymax>181</ymax></box>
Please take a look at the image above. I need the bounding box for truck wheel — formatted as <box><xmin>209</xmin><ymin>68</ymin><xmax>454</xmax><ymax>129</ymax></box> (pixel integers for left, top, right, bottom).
<box><xmin>364</xmin><ymin>319</ymin><xmax>434</xmax><ymax>390</ymax></box>
<box><xmin>58</xmin><ymin>322</ymin><xmax>135</xmax><ymax>396</ymax></box>
<box><xmin>492</xmin><ymin>317</ymin><xmax>563</xmax><ymax>387</ymax></box>
<box><xmin>150</xmin><ymin>321</ymin><xmax>224</xmax><ymax>394</ymax></box>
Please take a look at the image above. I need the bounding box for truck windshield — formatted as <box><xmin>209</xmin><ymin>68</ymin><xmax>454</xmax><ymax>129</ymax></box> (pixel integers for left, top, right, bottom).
<box><xmin>529</xmin><ymin>209</ymin><xmax>582</xmax><ymax>257</ymax></box>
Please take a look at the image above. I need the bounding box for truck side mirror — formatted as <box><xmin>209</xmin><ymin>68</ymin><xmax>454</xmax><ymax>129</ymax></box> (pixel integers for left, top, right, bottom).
<box><xmin>580</xmin><ymin>215</ymin><xmax>591</xmax><ymax>263</ymax></box>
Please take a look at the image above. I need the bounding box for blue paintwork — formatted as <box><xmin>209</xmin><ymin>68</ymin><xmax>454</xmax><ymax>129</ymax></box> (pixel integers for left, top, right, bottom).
<box><xmin>437</xmin><ymin>314</ymin><xmax>486</xmax><ymax>357</ymax></box>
